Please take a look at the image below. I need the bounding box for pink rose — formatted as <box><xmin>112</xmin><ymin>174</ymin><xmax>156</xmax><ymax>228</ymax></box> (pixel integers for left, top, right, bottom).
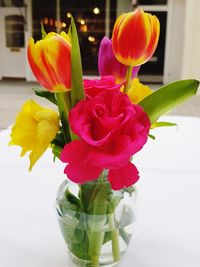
<box><xmin>60</xmin><ymin>90</ymin><xmax>150</xmax><ymax>190</ymax></box>
<box><xmin>84</xmin><ymin>76</ymin><xmax>121</xmax><ymax>99</ymax></box>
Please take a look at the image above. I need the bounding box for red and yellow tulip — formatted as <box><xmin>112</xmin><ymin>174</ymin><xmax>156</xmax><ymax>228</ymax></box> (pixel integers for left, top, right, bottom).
<box><xmin>28</xmin><ymin>32</ymin><xmax>71</xmax><ymax>92</ymax></box>
<box><xmin>112</xmin><ymin>8</ymin><xmax>160</xmax><ymax>67</ymax></box>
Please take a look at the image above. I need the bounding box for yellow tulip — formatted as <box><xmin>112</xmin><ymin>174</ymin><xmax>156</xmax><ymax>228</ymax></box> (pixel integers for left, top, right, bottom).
<box><xmin>121</xmin><ymin>78</ymin><xmax>153</xmax><ymax>104</ymax></box>
<box><xmin>9</xmin><ymin>100</ymin><xmax>59</xmax><ymax>170</ymax></box>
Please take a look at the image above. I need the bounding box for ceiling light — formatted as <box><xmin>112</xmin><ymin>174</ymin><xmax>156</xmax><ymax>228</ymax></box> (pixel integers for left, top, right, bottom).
<box><xmin>80</xmin><ymin>19</ymin><xmax>85</xmax><ymax>25</ymax></box>
<box><xmin>93</xmin><ymin>7</ymin><xmax>100</xmax><ymax>15</ymax></box>
<box><xmin>88</xmin><ymin>36</ymin><xmax>95</xmax><ymax>42</ymax></box>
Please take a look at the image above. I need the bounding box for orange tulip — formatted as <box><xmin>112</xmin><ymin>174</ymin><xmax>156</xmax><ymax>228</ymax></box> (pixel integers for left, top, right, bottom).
<box><xmin>28</xmin><ymin>32</ymin><xmax>71</xmax><ymax>92</ymax></box>
<box><xmin>112</xmin><ymin>8</ymin><xmax>160</xmax><ymax>67</ymax></box>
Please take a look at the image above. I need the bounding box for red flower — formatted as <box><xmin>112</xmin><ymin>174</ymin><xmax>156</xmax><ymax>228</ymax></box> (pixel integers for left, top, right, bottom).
<box><xmin>60</xmin><ymin>90</ymin><xmax>150</xmax><ymax>190</ymax></box>
<box><xmin>84</xmin><ymin>76</ymin><xmax>121</xmax><ymax>99</ymax></box>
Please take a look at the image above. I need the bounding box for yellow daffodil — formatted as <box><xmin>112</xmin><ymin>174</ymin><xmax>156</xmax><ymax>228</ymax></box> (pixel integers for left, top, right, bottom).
<box><xmin>9</xmin><ymin>100</ymin><xmax>59</xmax><ymax>170</ymax></box>
<box><xmin>121</xmin><ymin>78</ymin><xmax>153</xmax><ymax>104</ymax></box>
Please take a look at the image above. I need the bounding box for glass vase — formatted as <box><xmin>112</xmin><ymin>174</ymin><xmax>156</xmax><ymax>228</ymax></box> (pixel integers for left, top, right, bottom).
<box><xmin>56</xmin><ymin>175</ymin><xmax>137</xmax><ymax>267</ymax></box>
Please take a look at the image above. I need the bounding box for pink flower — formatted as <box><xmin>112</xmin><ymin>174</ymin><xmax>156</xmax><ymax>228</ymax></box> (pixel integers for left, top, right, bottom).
<box><xmin>84</xmin><ymin>76</ymin><xmax>121</xmax><ymax>99</ymax></box>
<box><xmin>60</xmin><ymin>90</ymin><xmax>150</xmax><ymax>190</ymax></box>
<box><xmin>98</xmin><ymin>37</ymin><xmax>140</xmax><ymax>83</ymax></box>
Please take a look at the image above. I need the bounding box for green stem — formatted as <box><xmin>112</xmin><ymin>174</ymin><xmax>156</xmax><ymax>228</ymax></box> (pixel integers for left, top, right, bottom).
<box><xmin>108</xmin><ymin>214</ymin><xmax>120</xmax><ymax>262</ymax></box>
<box><xmin>124</xmin><ymin>65</ymin><xmax>133</xmax><ymax>94</ymax></box>
<box><xmin>89</xmin><ymin>229</ymin><xmax>105</xmax><ymax>266</ymax></box>
<box><xmin>98</xmin><ymin>171</ymin><xmax>104</xmax><ymax>182</ymax></box>
<box><xmin>87</xmin><ymin>181</ymin><xmax>109</xmax><ymax>266</ymax></box>
<box><xmin>56</xmin><ymin>92</ymin><xmax>71</xmax><ymax>142</ymax></box>
<box><xmin>56</xmin><ymin>92</ymin><xmax>70</xmax><ymax>116</ymax></box>
<box><xmin>91</xmin><ymin>255</ymin><xmax>100</xmax><ymax>266</ymax></box>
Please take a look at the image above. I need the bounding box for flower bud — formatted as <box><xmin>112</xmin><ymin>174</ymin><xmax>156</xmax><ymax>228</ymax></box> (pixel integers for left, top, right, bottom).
<box><xmin>112</xmin><ymin>8</ymin><xmax>160</xmax><ymax>67</ymax></box>
<box><xmin>28</xmin><ymin>32</ymin><xmax>71</xmax><ymax>92</ymax></box>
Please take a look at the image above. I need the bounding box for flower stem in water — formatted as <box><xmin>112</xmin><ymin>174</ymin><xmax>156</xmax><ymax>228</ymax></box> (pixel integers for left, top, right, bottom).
<box><xmin>108</xmin><ymin>213</ymin><xmax>120</xmax><ymax>262</ymax></box>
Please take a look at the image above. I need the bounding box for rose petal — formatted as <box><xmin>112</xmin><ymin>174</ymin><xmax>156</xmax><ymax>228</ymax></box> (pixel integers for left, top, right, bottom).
<box><xmin>91</xmin><ymin>135</ymin><xmax>133</xmax><ymax>169</ymax></box>
<box><xmin>60</xmin><ymin>140</ymin><xmax>103</xmax><ymax>183</ymax></box>
<box><xmin>60</xmin><ymin>140</ymin><xmax>90</xmax><ymax>163</ymax></box>
<box><xmin>108</xmin><ymin>162</ymin><xmax>139</xmax><ymax>190</ymax></box>
<box><xmin>64</xmin><ymin>161</ymin><xmax>102</xmax><ymax>184</ymax></box>
<box><xmin>84</xmin><ymin>76</ymin><xmax>121</xmax><ymax>99</ymax></box>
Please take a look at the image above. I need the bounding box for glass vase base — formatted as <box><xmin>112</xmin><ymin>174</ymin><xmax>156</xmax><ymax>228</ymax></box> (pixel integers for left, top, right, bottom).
<box><xmin>68</xmin><ymin>251</ymin><xmax>122</xmax><ymax>267</ymax></box>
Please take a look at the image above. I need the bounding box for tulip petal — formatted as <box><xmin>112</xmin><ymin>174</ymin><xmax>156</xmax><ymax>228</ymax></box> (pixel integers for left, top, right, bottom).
<box><xmin>28</xmin><ymin>39</ymin><xmax>55</xmax><ymax>90</ymax></box>
<box><xmin>143</xmin><ymin>15</ymin><xmax>160</xmax><ymax>63</ymax></box>
<box><xmin>42</xmin><ymin>34</ymin><xmax>71</xmax><ymax>90</ymax></box>
<box><xmin>112</xmin><ymin>8</ymin><xmax>160</xmax><ymax>66</ymax></box>
<box><xmin>27</xmin><ymin>32</ymin><xmax>71</xmax><ymax>92</ymax></box>
<box><xmin>98</xmin><ymin>37</ymin><xmax>140</xmax><ymax>83</ymax></box>
<box><xmin>117</xmin><ymin>9</ymin><xmax>151</xmax><ymax>60</ymax></box>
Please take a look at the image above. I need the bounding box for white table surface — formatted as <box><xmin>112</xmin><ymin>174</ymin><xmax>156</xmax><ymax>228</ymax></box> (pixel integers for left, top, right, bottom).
<box><xmin>0</xmin><ymin>115</ymin><xmax>200</xmax><ymax>267</ymax></box>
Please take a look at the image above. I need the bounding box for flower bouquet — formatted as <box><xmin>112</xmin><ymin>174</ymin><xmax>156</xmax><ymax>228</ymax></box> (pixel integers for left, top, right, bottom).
<box><xmin>9</xmin><ymin>8</ymin><xmax>199</xmax><ymax>267</ymax></box>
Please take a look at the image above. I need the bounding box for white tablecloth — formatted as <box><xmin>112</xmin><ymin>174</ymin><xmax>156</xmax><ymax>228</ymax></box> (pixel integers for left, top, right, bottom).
<box><xmin>0</xmin><ymin>116</ymin><xmax>200</xmax><ymax>267</ymax></box>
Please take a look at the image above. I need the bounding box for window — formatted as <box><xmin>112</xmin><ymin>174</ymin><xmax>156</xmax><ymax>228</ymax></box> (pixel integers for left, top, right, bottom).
<box><xmin>139</xmin><ymin>11</ymin><xmax>167</xmax><ymax>78</ymax></box>
<box><xmin>32</xmin><ymin>0</ymin><xmax>57</xmax><ymax>42</ymax></box>
<box><xmin>32</xmin><ymin>0</ymin><xmax>117</xmax><ymax>75</ymax></box>
<box><xmin>5</xmin><ymin>15</ymin><xmax>24</xmax><ymax>47</ymax></box>
<box><xmin>0</xmin><ymin>0</ymin><xmax>24</xmax><ymax>7</ymax></box>
<box><xmin>137</xmin><ymin>0</ymin><xmax>167</xmax><ymax>5</ymax></box>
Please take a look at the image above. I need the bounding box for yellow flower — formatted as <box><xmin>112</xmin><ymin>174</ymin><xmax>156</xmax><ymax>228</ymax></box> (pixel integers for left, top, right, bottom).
<box><xmin>121</xmin><ymin>78</ymin><xmax>153</xmax><ymax>104</ymax></box>
<box><xmin>9</xmin><ymin>100</ymin><xmax>59</xmax><ymax>170</ymax></box>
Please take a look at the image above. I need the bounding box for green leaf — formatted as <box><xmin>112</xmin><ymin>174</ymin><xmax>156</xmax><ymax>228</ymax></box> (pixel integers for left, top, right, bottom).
<box><xmin>139</xmin><ymin>79</ymin><xmax>199</xmax><ymax>123</ymax></box>
<box><xmin>151</xmin><ymin>121</ymin><xmax>177</xmax><ymax>129</ymax></box>
<box><xmin>55</xmin><ymin>92</ymin><xmax>72</xmax><ymax>143</ymax></box>
<box><xmin>32</xmin><ymin>88</ymin><xmax>57</xmax><ymax>105</ymax></box>
<box><xmin>71</xmin><ymin>233</ymin><xmax>90</xmax><ymax>260</ymax></box>
<box><xmin>51</xmin><ymin>131</ymin><xmax>67</xmax><ymax>159</ymax></box>
<box><xmin>109</xmin><ymin>195</ymin><xmax>122</xmax><ymax>214</ymax></box>
<box><xmin>41</xmin><ymin>23</ymin><xmax>47</xmax><ymax>39</ymax></box>
<box><xmin>148</xmin><ymin>134</ymin><xmax>156</xmax><ymax>140</ymax></box>
<box><xmin>58</xmin><ymin>216</ymin><xmax>79</xmax><ymax>245</ymax></box>
<box><xmin>90</xmin><ymin>183</ymin><xmax>111</xmax><ymax>215</ymax></box>
<box><xmin>58</xmin><ymin>199</ymin><xmax>79</xmax><ymax>214</ymax></box>
<box><xmin>65</xmin><ymin>189</ymin><xmax>81</xmax><ymax>208</ymax></box>
<box><xmin>51</xmin><ymin>131</ymin><xmax>66</xmax><ymax>147</ymax></box>
<box><xmin>52</xmin><ymin>144</ymin><xmax>62</xmax><ymax>159</ymax></box>
<box><xmin>69</xmin><ymin>16</ymin><xmax>85</xmax><ymax>108</ymax></box>
<box><xmin>123</xmin><ymin>186</ymin><xmax>135</xmax><ymax>196</ymax></box>
<box><xmin>103</xmin><ymin>231</ymin><xmax>112</xmax><ymax>245</ymax></box>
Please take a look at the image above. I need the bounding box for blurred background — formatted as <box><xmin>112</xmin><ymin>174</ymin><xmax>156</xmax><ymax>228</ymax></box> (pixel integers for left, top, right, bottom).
<box><xmin>0</xmin><ymin>0</ymin><xmax>200</xmax><ymax>129</ymax></box>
